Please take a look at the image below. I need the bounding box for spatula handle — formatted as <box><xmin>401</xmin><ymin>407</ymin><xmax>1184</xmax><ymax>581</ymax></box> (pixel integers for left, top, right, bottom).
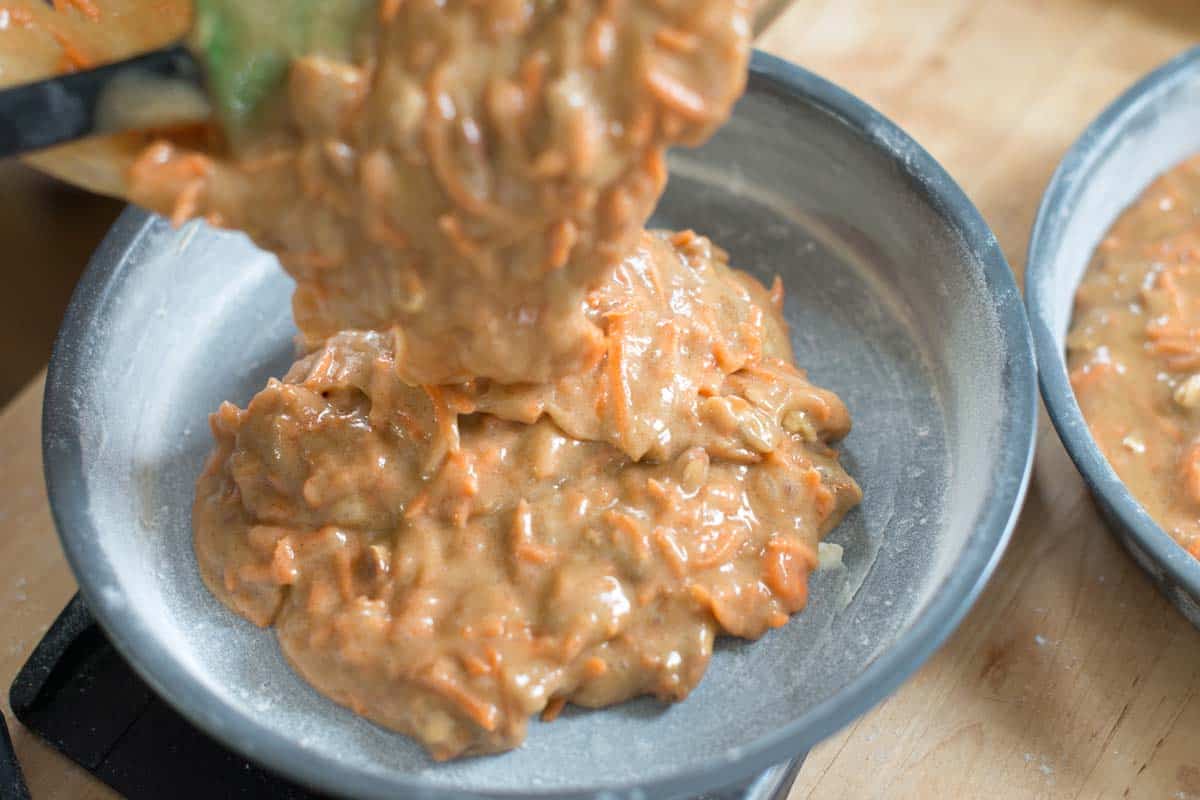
<box><xmin>0</xmin><ymin>44</ymin><xmax>204</xmax><ymax>159</ymax></box>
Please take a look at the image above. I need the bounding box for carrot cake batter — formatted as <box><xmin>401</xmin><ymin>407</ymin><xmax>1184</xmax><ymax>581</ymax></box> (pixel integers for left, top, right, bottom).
<box><xmin>1069</xmin><ymin>153</ymin><xmax>1200</xmax><ymax>561</ymax></box>
<box><xmin>129</xmin><ymin>0</ymin><xmax>862</xmax><ymax>759</ymax></box>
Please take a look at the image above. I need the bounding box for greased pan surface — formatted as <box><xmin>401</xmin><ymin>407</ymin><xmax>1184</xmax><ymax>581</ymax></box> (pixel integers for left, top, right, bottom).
<box><xmin>44</xmin><ymin>52</ymin><xmax>1037</xmax><ymax>799</ymax></box>
<box><xmin>1026</xmin><ymin>47</ymin><xmax>1200</xmax><ymax>629</ymax></box>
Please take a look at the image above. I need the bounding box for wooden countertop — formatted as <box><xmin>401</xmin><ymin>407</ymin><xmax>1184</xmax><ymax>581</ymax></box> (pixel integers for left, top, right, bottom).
<box><xmin>3</xmin><ymin>1</ymin><xmax>1199</xmax><ymax>797</ymax></box>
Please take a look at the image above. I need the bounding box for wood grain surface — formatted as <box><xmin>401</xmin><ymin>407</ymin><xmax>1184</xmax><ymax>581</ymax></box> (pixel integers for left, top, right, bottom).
<box><xmin>0</xmin><ymin>376</ymin><xmax>116</xmax><ymax>800</ymax></box>
<box><xmin>1</xmin><ymin>1</ymin><xmax>1198</xmax><ymax>798</ymax></box>
<box><xmin>761</xmin><ymin>2</ymin><xmax>1200</xmax><ymax>798</ymax></box>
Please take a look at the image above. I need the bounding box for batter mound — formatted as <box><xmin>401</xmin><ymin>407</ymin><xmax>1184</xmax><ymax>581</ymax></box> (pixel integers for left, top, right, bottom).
<box><xmin>195</xmin><ymin>230</ymin><xmax>860</xmax><ymax>759</ymax></box>
<box><xmin>133</xmin><ymin>0</ymin><xmax>862</xmax><ymax>760</ymax></box>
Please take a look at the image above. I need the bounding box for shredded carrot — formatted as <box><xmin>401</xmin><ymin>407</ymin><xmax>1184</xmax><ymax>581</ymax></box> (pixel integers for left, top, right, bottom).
<box><xmin>541</xmin><ymin>697</ymin><xmax>567</xmax><ymax>722</ymax></box>
<box><xmin>670</xmin><ymin>229</ymin><xmax>696</xmax><ymax>247</ymax></box>
<box><xmin>813</xmin><ymin>482</ymin><xmax>834</xmax><ymax>519</ymax></box>
<box><xmin>484</xmin><ymin>645</ymin><xmax>503</xmax><ymax>669</ymax></box>
<box><xmin>561</xmin><ymin>633</ymin><xmax>587</xmax><ymax>661</ymax></box>
<box><xmin>515</xmin><ymin>543</ymin><xmax>556</xmax><ymax>565</ymax></box>
<box><xmin>135</xmin><ymin>146</ymin><xmax>212</xmax><ymax>182</ymax></box>
<box><xmin>566</xmin><ymin>106</ymin><xmax>598</xmax><ymax>175</ymax></box>
<box><xmin>644</xmin><ymin>254</ymin><xmax>666</xmax><ymax>298</ymax></box>
<box><xmin>606</xmin><ymin>312</ymin><xmax>632</xmax><ymax>448</ymax></box>
<box><xmin>1147</xmin><ymin>336</ymin><xmax>1198</xmax><ymax>355</ymax></box>
<box><xmin>169</xmin><ymin>179</ymin><xmax>204</xmax><ymax>227</ymax></box>
<box><xmin>585</xmin><ymin>16</ymin><xmax>615</xmax><ymax>67</ymax></box>
<box><xmin>1179</xmin><ymin>442</ymin><xmax>1200</xmax><ymax>506</ymax></box>
<box><xmin>461</xmin><ymin>653</ymin><xmax>493</xmax><ymax>677</ymax></box>
<box><xmin>583</xmin><ymin>657</ymin><xmax>608</xmax><ymax>678</ymax></box>
<box><xmin>654</xmin><ymin>527</ymin><xmax>688</xmax><ymax>577</ymax></box>
<box><xmin>246</xmin><ymin>524</ymin><xmax>286</xmax><ymax>553</ymax></box>
<box><xmin>50</xmin><ymin>29</ymin><xmax>91</xmax><ymax>70</ymax></box>
<box><xmin>654</xmin><ymin>26</ymin><xmax>700</xmax><ymax>53</ymax></box>
<box><xmin>511</xmin><ymin>498</ymin><xmax>557</xmax><ymax>565</ymax></box>
<box><xmin>511</xmin><ymin>499</ymin><xmax>534</xmax><ymax>553</ymax></box>
<box><xmin>654</xmin><ymin>320</ymin><xmax>679</xmax><ymax>378</ymax></box>
<box><xmin>403</xmin><ymin>488</ymin><xmax>430</xmax><ymax>520</ymax></box>
<box><xmin>769</xmin><ymin>275</ymin><xmax>785</xmax><ymax>313</ymax></box>
<box><xmin>643</xmin><ymin>149</ymin><xmax>667</xmax><ymax>190</ymax></box>
<box><xmin>736</xmin><ymin>360</ymin><xmax>786</xmax><ymax>386</ymax></box>
<box><xmin>712</xmin><ymin>338</ymin><xmax>740</xmax><ymax>372</ymax></box>
<box><xmin>367</xmin><ymin>214</ymin><xmax>411</xmax><ymax>250</ymax></box>
<box><xmin>1167</xmin><ymin>355</ymin><xmax>1200</xmax><ymax>371</ymax></box>
<box><xmin>308</xmin><ymin>347</ymin><xmax>338</xmax><ymax>385</ymax></box>
<box><xmin>544</xmin><ymin>219</ymin><xmax>578</xmax><ymax>271</ymax></box>
<box><xmin>689</xmin><ymin>528</ymin><xmax>743</xmax><ymax>570</ymax></box>
<box><xmin>518</xmin><ymin>50</ymin><xmax>548</xmax><ymax>120</ymax></box>
<box><xmin>688</xmin><ymin>584</ymin><xmax>742</xmax><ymax>632</ymax></box>
<box><xmin>739</xmin><ymin>305</ymin><xmax>765</xmax><ymax>362</ymax></box>
<box><xmin>269</xmin><ymin>539</ymin><xmax>299</xmax><ymax>585</ymax></box>
<box><xmin>53</xmin><ymin>0</ymin><xmax>100</xmax><ymax>20</ymax></box>
<box><xmin>424</xmin><ymin>62</ymin><xmax>515</xmax><ymax>224</ymax></box>
<box><xmin>1068</xmin><ymin>361</ymin><xmax>1114</xmax><ymax>392</ymax></box>
<box><xmin>437</xmin><ymin>213</ymin><xmax>482</xmax><ymax>260</ymax></box>
<box><xmin>644</xmin><ymin>65</ymin><xmax>708</xmax><ymax>121</ymax></box>
<box><xmin>762</xmin><ymin>538</ymin><xmax>816</xmax><ymax>610</ymax></box>
<box><xmin>645</xmin><ymin>478</ymin><xmax>672</xmax><ymax>506</ymax></box>
<box><xmin>422</xmin><ymin>669</ymin><xmax>500</xmax><ymax>732</ymax></box>
<box><xmin>604</xmin><ymin>509</ymin><xmax>649</xmax><ymax>561</ymax></box>
<box><xmin>422</xmin><ymin>384</ymin><xmax>461</xmax><ymax>470</ymax></box>
<box><xmin>1159</xmin><ymin>269</ymin><xmax>1185</xmax><ymax>316</ymax></box>
<box><xmin>530</xmin><ymin>148</ymin><xmax>568</xmax><ymax>178</ymax></box>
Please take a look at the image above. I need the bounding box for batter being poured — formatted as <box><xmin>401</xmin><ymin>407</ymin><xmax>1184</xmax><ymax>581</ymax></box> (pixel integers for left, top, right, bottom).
<box><xmin>131</xmin><ymin>0</ymin><xmax>862</xmax><ymax>759</ymax></box>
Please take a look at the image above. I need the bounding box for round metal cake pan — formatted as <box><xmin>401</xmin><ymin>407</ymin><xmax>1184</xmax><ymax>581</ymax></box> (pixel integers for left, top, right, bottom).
<box><xmin>1026</xmin><ymin>46</ymin><xmax>1200</xmax><ymax>629</ymax></box>
<box><xmin>42</xmin><ymin>51</ymin><xmax>1037</xmax><ymax>799</ymax></box>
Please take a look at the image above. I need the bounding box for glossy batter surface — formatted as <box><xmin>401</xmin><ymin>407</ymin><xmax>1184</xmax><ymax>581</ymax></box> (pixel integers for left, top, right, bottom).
<box><xmin>154</xmin><ymin>0</ymin><xmax>863</xmax><ymax>761</ymax></box>
<box><xmin>1069</xmin><ymin>153</ymin><xmax>1200</xmax><ymax>561</ymax></box>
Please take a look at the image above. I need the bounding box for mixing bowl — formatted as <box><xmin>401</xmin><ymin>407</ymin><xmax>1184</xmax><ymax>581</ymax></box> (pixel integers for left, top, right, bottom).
<box><xmin>1026</xmin><ymin>46</ymin><xmax>1200</xmax><ymax>628</ymax></box>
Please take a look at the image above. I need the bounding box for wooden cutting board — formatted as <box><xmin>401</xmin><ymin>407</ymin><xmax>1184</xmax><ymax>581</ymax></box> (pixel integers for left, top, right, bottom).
<box><xmin>763</xmin><ymin>2</ymin><xmax>1200</xmax><ymax>798</ymax></box>
<box><xmin>1</xmin><ymin>1</ymin><xmax>1198</xmax><ymax>798</ymax></box>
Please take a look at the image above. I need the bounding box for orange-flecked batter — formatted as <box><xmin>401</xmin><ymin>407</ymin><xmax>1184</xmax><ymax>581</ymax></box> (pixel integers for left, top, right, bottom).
<box><xmin>1069</xmin><ymin>153</ymin><xmax>1200</xmax><ymax>561</ymax></box>
<box><xmin>127</xmin><ymin>0</ymin><xmax>862</xmax><ymax>760</ymax></box>
<box><xmin>195</xmin><ymin>229</ymin><xmax>860</xmax><ymax>759</ymax></box>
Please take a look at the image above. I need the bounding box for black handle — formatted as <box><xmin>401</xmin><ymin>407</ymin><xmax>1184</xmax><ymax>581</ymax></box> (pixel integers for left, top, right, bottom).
<box><xmin>0</xmin><ymin>713</ymin><xmax>30</xmax><ymax>800</ymax></box>
<box><xmin>0</xmin><ymin>44</ymin><xmax>203</xmax><ymax>159</ymax></box>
